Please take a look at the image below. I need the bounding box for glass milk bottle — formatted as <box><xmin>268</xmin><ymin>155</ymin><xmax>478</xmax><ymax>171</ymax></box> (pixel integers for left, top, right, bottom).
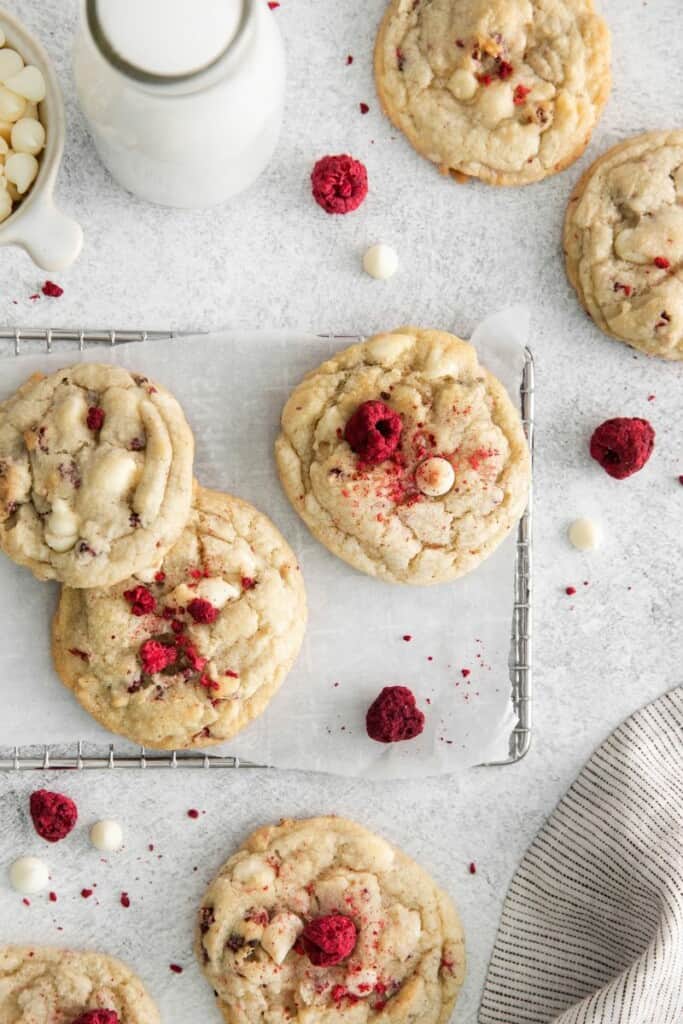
<box><xmin>73</xmin><ymin>0</ymin><xmax>285</xmax><ymax>207</ymax></box>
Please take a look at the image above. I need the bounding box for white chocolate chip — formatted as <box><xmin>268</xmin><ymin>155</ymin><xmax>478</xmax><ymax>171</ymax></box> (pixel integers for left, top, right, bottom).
<box><xmin>314</xmin><ymin>875</ymin><xmax>349</xmax><ymax>914</ymax></box>
<box><xmin>93</xmin><ymin>451</ymin><xmax>139</xmax><ymax>496</ymax></box>
<box><xmin>0</xmin><ymin>49</ymin><xmax>24</xmax><ymax>83</ymax></box>
<box><xmin>362</xmin><ymin>243</ymin><xmax>399</xmax><ymax>281</ymax></box>
<box><xmin>344</xmin><ymin>835</ymin><xmax>395</xmax><ymax>873</ymax></box>
<box><xmin>9</xmin><ymin>856</ymin><xmax>49</xmax><ymax>894</ymax></box>
<box><xmin>5</xmin><ymin>151</ymin><xmax>37</xmax><ymax>193</ymax></box>
<box><xmin>90</xmin><ymin>819</ymin><xmax>124</xmax><ymax>852</ymax></box>
<box><xmin>261</xmin><ymin>912</ymin><xmax>304</xmax><ymax>965</ymax></box>
<box><xmin>381</xmin><ymin>905</ymin><xmax>422</xmax><ymax>960</ymax></box>
<box><xmin>0</xmin><ymin>185</ymin><xmax>11</xmax><ymax>223</ymax></box>
<box><xmin>478</xmin><ymin>81</ymin><xmax>515</xmax><ymax>127</ymax></box>
<box><xmin>568</xmin><ymin>517</ymin><xmax>601</xmax><ymax>551</ymax></box>
<box><xmin>0</xmin><ymin>86</ymin><xmax>26</xmax><ymax>123</ymax></box>
<box><xmin>44</xmin><ymin>498</ymin><xmax>79</xmax><ymax>551</ymax></box>
<box><xmin>195</xmin><ymin>577</ymin><xmax>239</xmax><ymax>609</ymax></box>
<box><xmin>232</xmin><ymin>855</ymin><xmax>276</xmax><ymax>889</ymax></box>
<box><xmin>4</xmin><ymin>65</ymin><xmax>46</xmax><ymax>103</ymax></box>
<box><xmin>416</xmin><ymin>457</ymin><xmax>456</xmax><ymax>497</ymax></box>
<box><xmin>449</xmin><ymin>68</ymin><xmax>477</xmax><ymax>100</ymax></box>
<box><xmin>170</xmin><ymin>582</ymin><xmax>196</xmax><ymax>607</ymax></box>
<box><xmin>11</xmin><ymin>117</ymin><xmax>45</xmax><ymax>155</ymax></box>
<box><xmin>54</xmin><ymin>393</ymin><xmax>88</xmax><ymax>433</ymax></box>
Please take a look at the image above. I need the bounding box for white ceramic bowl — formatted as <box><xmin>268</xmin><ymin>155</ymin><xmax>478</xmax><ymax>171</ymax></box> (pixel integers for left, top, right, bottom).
<box><xmin>0</xmin><ymin>7</ymin><xmax>82</xmax><ymax>269</ymax></box>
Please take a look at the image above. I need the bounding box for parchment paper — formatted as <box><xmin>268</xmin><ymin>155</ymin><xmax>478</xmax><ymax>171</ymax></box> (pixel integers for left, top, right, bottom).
<box><xmin>0</xmin><ymin>308</ymin><xmax>531</xmax><ymax>778</ymax></box>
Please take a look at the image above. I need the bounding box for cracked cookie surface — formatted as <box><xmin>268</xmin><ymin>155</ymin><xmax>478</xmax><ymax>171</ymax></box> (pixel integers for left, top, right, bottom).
<box><xmin>52</xmin><ymin>486</ymin><xmax>307</xmax><ymax>750</ymax></box>
<box><xmin>275</xmin><ymin>328</ymin><xmax>530</xmax><ymax>585</ymax></box>
<box><xmin>0</xmin><ymin>946</ymin><xmax>159</xmax><ymax>1024</ymax></box>
<box><xmin>374</xmin><ymin>0</ymin><xmax>611</xmax><ymax>186</ymax></box>
<box><xmin>564</xmin><ymin>130</ymin><xmax>683</xmax><ymax>360</ymax></box>
<box><xmin>0</xmin><ymin>363</ymin><xmax>194</xmax><ymax>587</ymax></box>
<box><xmin>196</xmin><ymin>816</ymin><xmax>465</xmax><ymax>1024</ymax></box>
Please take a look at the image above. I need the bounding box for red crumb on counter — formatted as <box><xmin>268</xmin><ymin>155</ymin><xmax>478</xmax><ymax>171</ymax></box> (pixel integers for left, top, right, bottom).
<box><xmin>120</xmin><ymin>892</ymin><xmax>130</xmax><ymax>908</ymax></box>
<box><xmin>359</xmin><ymin>102</ymin><xmax>369</xmax><ymax>114</ymax></box>
<box><xmin>42</xmin><ymin>281</ymin><xmax>63</xmax><ymax>297</ymax></box>
<box><xmin>187</xmin><ymin>809</ymin><xmax>200</xmax><ymax>819</ymax></box>
<box><xmin>566</xmin><ymin>586</ymin><xmax>577</xmax><ymax>596</ymax></box>
<box><xmin>30</xmin><ymin>790</ymin><xmax>78</xmax><ymax>843</ymax></box>
<box><xmin>81</xmin><ymin>889</ymin><xmax>93</xmax><ymax>899</ymax></box>
<box><xmin>366</xmin><ymin>686</ymin><xmax>425</xmax><ymax>743</ymax></box>
<box><xmin>469</xmin><ymin>862</ymin><xmax>477</xmax><ymax>874</ymax></box>
<box><xmin>169</xmin><ymin>964</ymin><xmax>184</xmax><ymax>974</ymax></box>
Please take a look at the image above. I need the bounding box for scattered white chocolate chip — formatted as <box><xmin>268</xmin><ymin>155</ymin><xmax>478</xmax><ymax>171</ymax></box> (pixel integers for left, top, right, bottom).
<box><xmin>362</xmin><ymin>243</ymin><xmax>399</xmax><ymax>281</ymax></box>
<box><xmin>232</xmin><ymin>855</ymin><xmax>276</xmax><ymax>889</ymax></box>
<box><xmin>11</xmin><ymin>117</ymin><xmax>45</xmax><ymax>155</ymax></box>
<box><xmin>0</xmin><ymin>49</ymin><xmax>23</xmax><ymax>83</ymax></box>
<box><xmin>9</xmin><ymin>856</ymin><xmax>49</xmax><ymax>894</ymax></box>
<box><xmin>261</xmin><ymin>912</ymin><xmax>304</xmax><ymax>965</ymax></box>
<box><xmin>44</xmin><ymin>498</ymin><xmax>79</xmax><ymax>552</ymax></box>
<box><xmin>5</xmin><ymin>151</ymin><xmax>38</xmax><ymax>194</ymax></box>
<box><xmin>416</xmin><ymin>456</ymin><xmax>456</xmax><ymax>498</ymax></box>
<box><xmin>0</xmin><ymin>86</ymin><xmax>26</xmax><ymax>123</ymax></box>
<box><xmin>4</xmin><ymin>65</ymin><xmax>46</xmax><ymax>103</ymax></box>
<box><xmin>90</xmin><ymin>819</ymin><xmax>124</xmax><ymax>852</ymax></box>
<box><xmin>568</xmin><ymin>517</ymin><xmax>601</xmax><ymax>551</ymax></box>
<box><xmin>195</xmin><ymin>577</ymin><xmax>239</xmax><ymax>609</ymax></box>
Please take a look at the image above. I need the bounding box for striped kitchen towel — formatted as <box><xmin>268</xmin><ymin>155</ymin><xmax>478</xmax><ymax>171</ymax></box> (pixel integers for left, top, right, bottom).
<box><xmin>479</xmin><ymin>687</ymin><xmax>683</xmax><ymax>1024</ymax></box>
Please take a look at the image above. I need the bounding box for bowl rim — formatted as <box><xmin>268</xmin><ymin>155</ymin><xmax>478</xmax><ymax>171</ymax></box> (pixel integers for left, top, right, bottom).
<box><xmin>0</xmin><ymin>5</ymin><xmax>65</xmax><ymax>234</ymax></box>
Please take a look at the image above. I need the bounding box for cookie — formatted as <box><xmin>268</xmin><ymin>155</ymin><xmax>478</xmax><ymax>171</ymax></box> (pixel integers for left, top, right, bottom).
<box><xmin>0</xmin><ymin>946</ymin><xmax>160</xmax><ymax>1024</ymax></box>
<box><xmin>0</xmin><ymin>363</ymin><xmax>194</xmax><ymax>587</ymax></box>
<box><xmin>374</xmin><ymin>0</ymin><xmax>611</xmax><ymax>186</ymax></box>
<box><xmin>564</xmin><ymin>130</ymin><xmax>683</xmax><ymax>360</ymax></box>
<box><xmin>52</xmin><ymin>486</ymin><xmax>307</xmax><ymax>750</ymax></box>
<box><xmin>275</xmin><ymin>328</ymin><xmax>530</xmax><ymax>584</ymax></box>
<box><xmin>196</xmin><ymin>816</ymin><xmax>465</xmax><ymax>1024</ymax></box>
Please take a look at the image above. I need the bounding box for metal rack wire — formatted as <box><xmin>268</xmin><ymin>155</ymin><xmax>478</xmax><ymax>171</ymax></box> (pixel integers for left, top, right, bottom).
<box><xmin>0</xmin><ymin>328</ymin><xmax>534</xmax><ymax>771</ymax></box>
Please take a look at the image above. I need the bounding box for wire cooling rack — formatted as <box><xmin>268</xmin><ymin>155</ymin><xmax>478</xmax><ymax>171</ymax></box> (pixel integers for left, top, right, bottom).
<box><xmin>0</xmin><ymin>327</ymin><xmax>534</xmax><ymax>771</ymax></box>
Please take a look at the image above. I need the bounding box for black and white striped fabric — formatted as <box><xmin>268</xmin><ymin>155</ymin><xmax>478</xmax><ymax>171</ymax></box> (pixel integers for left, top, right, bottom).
<box><xmin>479</xmin><ymin>687</ymin><xmax>683</xmax><ymax>1024</ymax></box>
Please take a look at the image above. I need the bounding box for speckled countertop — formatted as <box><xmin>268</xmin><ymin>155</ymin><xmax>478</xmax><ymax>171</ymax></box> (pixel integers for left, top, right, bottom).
<box><xmin>0</xmin><ymin>1</ymin><xmax>681</xmax><ymax>1021</ymax></box>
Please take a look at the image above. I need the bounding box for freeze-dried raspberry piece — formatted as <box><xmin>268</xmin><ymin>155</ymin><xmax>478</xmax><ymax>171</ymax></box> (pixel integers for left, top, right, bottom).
<box><xmin>70</xmin><ymin>1012</ymin><xmax>119</xmax><ymax>1024</ymax></box>
<box><xmin>86</xmin><ymin>406</ymin><xmax>105</xmax><ymax>431</ymax></box>
<box><xmin>302</xmin><ymin>914</ymin><xmax>357</xmax><ymax>966</ymax></box>
<box><xmin>123</xmin><ymin>585</ymin><xmax>157</xmax><ymax>616</ymax></box>
<box><xmin>29</xmin><ymin>790</ymin><xmax>78</xmax><ymax>842</ymax></box>
<box><xmin>589</xmin><ymin>418</ymin><xmax>655</xmax><ymax>479</ymax></box>
<box><xmin>311</xmin><ymin>154</ymin><xmax>368</xmax><ymax>214</ymax></box>
<box><xmin>42</xmin><ymin>280</ymin><xmax>64</xmax><ymax>298</ymax></box>
<box><xmin>344</xmin><ymin>400</ymin><xmax>402</xmax><ymax>465</ymax></box>
<box><xmin>366</xmin><ymin>686</ymin><xmax>425</xmax><ymax>743</ymax></box>
<box><xmin>187</xmin><ymin>598</ymin><xmax>218</xmax><ymax>624</ymax></box>
<box><xmin>140</xmin><ymin>639</ymin><xmax>177</xmax><ymax>674</ymax></box>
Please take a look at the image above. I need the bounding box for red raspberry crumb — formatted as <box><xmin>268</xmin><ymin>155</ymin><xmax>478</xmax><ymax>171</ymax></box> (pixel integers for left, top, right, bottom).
<box><xmin>123</xmin><ymin>585</ymin><xmax>157</xmax><ymax>616</ymax></box>
<box><xmin>302</xmin><ymin>914</ymin><xmax>357</xmax><ymax>966</ymax></box>
<box><xmin>154</xmin><ymin>571</ymin><xmax>166</xmax><ymax>582</ymax></box>
<box><xmin>42</xmin><ymin>280</ymin><xmax>63</xmax><ymax>297</ymax></box>
<box><xmin>86</xmin><ymin>406</ymin><xmax>105</xmax><ymax>431</ymax></box>
<box><xmin>359</xmin><ymin>102</ymin><xmax>369</xmax><ymax>114</ymax></box>
<box><xmin>140</xmin><ymin>639</ymin><xmax>177</xmax><ymax>675</ymax></box>
<box><xmin>679</xmin><ymin>475</ymin><xmax>683</xmax><ymax>485</ymax></box>
<box><xmin>49</xmin><ymin>891</ymin><xmax>57</xmax><ymax>902</ymax></box>
<box><xmin>469</xmin><ymin>862</ymin><xmax>477</xmax><ymax>874</ymax></box>
<box><xmin>70</xmin><ymin>1012</ymin><xmax>120</xmax><ymax>1024</ymax></box>
<box><xmin>402</xmin><ymin>634</ymin><xmax>412</xmax><ymax>642</ymax></box>
<box><xmin>120</xmin><ymin>892</ymin><xmax>130</xmax><ymax>908</ymax></box>
<box><xmin>241</xmin><ymin>577</ymin><xmax>256</xmax><ymax>590</ymax></box>
<box><xmin>344</xmin><ymin>400</ymin><xmax>403</xmax><ymax>465</ymax></box>
<box><xmin>346</xmin><ymin>55</ymin><xmax>353</xmax><ymax>65</ymax></box>
<box><xmin>476</xmin><ymin>73</ymin><xmax>492</xmax><ymax>86</ymax></box>
<box><xmin>267</xmin><ymin>1</ymin><xmax>279</xmax><ymax>8</ymax></box>
<box><xmin>589</xmin><ymin>418</ymin><xmax>655</xmax><ymax>480</ymax></box>
<box><xmin>513</xmin><ymin>84</ymin><xmax>531</xmax><ymax>105</ymax></box>
<box><xmin>30</xmin><ymin>790</ymin><xmax>78</xmax><ymax>843</ymax></box>
<box><xmin>461</xmin><ymin>669</ymin><xmax>471</xmax><ymax>678</ymax></box>
<box><xmin>497</xmin><ymin>60</ymin><xmax>514</xmax><ymax>79</ymax></box>
<box><xmin>187</xmin><ymin>598</ymin><xmax>219</xmax><ymax>624</ymax></box>
<box><xmin>81</xmin><ymin>888</ymin><xmax>93</xmax><ymax>899</ymax></box>
<box><xmin>187</xmin><ymin>809</ymin><xmax>200</xmax><ymax>819</ymax></box>
<box><xmin>169</xmin><ymin>964</ymin><xmax>183</xmax><ymax>973</ymax></box>
<box><xmin>68</xmin><ymin>648</ymin><xmax>90</xmax><ymax>662</ymax></box>
<box><xmin>366</xmin><ymin>686</ymin><xmax>426</xmax><ymax>744</ymax></box>
<box><xmin>614</xmin><ymin>282</ymin><xmax>632</xmax><ymax>297</ymax></box>
<box><xmin>654</xmin><ymin>256</ymin><xmax>670</xmax><ymax>269</ymax></box>
<box><xmin>311</xmin><ymin>154</ymin><xmax>368</xmax><ymax>215</ymax></box>
<box><xmin>566</xmin><ymin>586</ymin><xmax>576</xmax><ymax>596</ymax></box>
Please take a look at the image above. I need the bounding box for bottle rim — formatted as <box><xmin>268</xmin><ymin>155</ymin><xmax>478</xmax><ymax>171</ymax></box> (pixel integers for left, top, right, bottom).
<box><xmin>84</xmin><ymin>0</ymin><xmax>254</xmax><ymax>88</ymax></box>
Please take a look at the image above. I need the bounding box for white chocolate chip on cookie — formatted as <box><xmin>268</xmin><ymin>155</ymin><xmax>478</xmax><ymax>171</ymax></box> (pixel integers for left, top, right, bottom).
<box><xmin>416</xmin><ymin>456</ymin><xmax>456</xmax><ymax>497</ymax></box>
<box><xmin>261</xmin><ymin>912</ymin><xmax>304</xmax><ymax>965</ymax></box>
<box><xmin>195</xmin><ymin>576</ymin><xmax>239</xmax><ymax>609</ymax></box>
<box><xmin>44</xmin><ymin>498</ymin><xmax>79</xmax><ymax>552</ymax></box>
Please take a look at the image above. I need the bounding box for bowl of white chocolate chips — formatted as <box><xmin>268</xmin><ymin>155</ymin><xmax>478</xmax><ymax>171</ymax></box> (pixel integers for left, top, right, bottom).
<box><xmin>0</xmin><ymin>8</ymin><xmax>81</xmax><ymax>269</ymax></box>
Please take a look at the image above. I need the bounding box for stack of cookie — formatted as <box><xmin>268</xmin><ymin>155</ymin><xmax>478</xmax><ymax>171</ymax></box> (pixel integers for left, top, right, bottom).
<box><xmin>0</xmin><ymin>363</ymin><xmax>307</xmax><ymax>750</ymax></box>
<box><xmin>0</xmin><ymin>328</ymin><xmax>531</xmax><ymax>751</ymax></box>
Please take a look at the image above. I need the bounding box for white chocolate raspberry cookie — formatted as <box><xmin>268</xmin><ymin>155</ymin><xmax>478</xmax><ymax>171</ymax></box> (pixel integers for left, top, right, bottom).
<box><xmin>564</xmin><ymin>131</ymin><xmax>683</xmax><ymax>360</ymax></box>
<box><xmin>196</xmin><ymin>817</ymin><xmax>465</xmax><ymax>1024</ymax></box>
<box><xmin>374</xmin><ymin>0</ymin><xmax>611</xmax><ymax>186</ymax></box>
<box><xmin>0</xmin><ymin>364</ymin><xmax>194</xmax><ymax>587</ymax></box>
<box><xmin>275</xmin><ymin>328</ymin><xmax>530</xmax><ymax>584</ymax></box>
<box><xmin>0</xmin><ymin>946</ymin><xmax>160</xmax><ymax>1024</ymax></box>
<box><xmin>52</xmin><ymin>486</ymin><xmax>307</xmax><ymax>750</ymax></box>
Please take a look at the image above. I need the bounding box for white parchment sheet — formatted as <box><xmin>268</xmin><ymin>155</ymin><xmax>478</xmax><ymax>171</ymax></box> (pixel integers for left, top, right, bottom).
<box><xmin>0</xmin><ymin>309</ymin><xmax>531</xmax><ymax>778</ymax></box>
